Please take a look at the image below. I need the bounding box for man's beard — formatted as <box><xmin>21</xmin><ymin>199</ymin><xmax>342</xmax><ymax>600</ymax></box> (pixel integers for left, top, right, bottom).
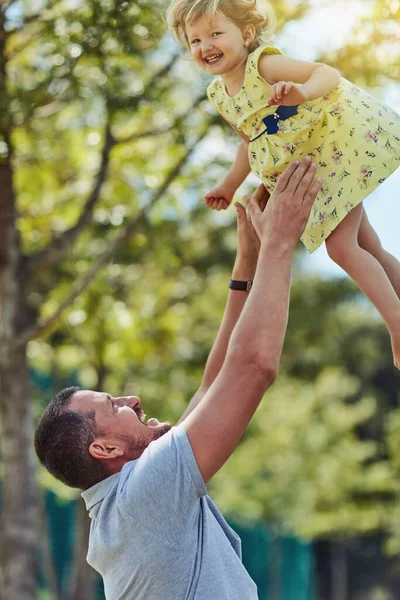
<box><xmin>118</xmin><ymin>422</ymin><xmax>172</xmax><ymax>456</ymax></box>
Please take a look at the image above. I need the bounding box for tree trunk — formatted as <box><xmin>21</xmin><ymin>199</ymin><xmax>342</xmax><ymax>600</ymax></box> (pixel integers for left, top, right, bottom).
<box><xmin>0</xmin><ymin>344</ymin><xmax>38</xmax><ymax>600</ymax></box>
<box><xmin>0</xmin><ymin>140</ymin><xmax>38</xmax><ymax>598</ymax></box>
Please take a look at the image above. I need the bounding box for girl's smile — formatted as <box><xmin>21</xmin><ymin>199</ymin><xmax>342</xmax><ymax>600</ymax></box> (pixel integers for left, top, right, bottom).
<box><xmin>186</xmin><ymin>13</ymin><xmax>253</xmax><ymax>84</ymax></box>
<box><xmin>203</xmin><ymin>53</ymin><xmax>223</xmax><ymax>65</ymax></box>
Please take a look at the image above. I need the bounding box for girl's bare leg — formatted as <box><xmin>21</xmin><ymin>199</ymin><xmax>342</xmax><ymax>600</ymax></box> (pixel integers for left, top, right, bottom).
<box><xmin>357</xmin><ymin>208</ymin><xmax>400</xmax><ymax>299</ymax></box>
<box><xmin>325</xmin><ymin>203</ymin><xmax>400</xmax><ymax>368</ymax></box>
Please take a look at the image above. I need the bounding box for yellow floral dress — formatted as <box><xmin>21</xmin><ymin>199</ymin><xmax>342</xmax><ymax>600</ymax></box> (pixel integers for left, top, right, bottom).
<box><xmin>207</xmin><ymin>45</ymin><xmax>400</xmax><ymax>252</ymax></box>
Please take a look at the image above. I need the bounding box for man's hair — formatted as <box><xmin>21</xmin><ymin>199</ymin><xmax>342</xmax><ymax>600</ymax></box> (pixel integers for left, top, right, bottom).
<box><xmin>34</xmin><ymin>386</ymin><xmax>109</xmax><ymax>490</ymax></box>
<box><xmin>166</xmin><ymin>0</ymin><xmax>276</xmax><ymax>51</ymax></box>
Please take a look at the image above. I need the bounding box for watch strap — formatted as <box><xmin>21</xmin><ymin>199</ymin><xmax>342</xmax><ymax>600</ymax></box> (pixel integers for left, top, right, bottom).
<box><xmin>229</xmin><ymin>279</ymin><xmax>253</xmax><ymax>292</ymax></box>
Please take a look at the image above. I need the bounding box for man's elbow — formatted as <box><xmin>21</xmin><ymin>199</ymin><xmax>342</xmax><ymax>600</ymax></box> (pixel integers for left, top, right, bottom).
<box><xmin>240</xmin><ymin>351</ymin><xmax>278</xmax><ymax>388</ymax></box>
<box><xmin>249</xmin><ymin>362</ymin><xmax>278</xmax><ymax>399</ymax></box>
<box><xmin>255</xmin><ymin>358</ymin><xmax>278</xmax><ymax>387</ymax></box>
<box><xmin>228</xmin><ymin>345</ymin><xmax>278</xmax><ymax>385</ymax></box>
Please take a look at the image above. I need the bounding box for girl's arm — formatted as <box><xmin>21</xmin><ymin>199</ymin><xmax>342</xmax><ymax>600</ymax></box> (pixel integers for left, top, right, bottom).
<box><xmin>223</xmin><ymin>138</ymin><xmax>251</xmax><ymax>191</ymax></box>
<box><xmin>259</xmin><ymin>55</ymin><xmax>341</xmax><ymax>105</ymax></box>
<box><xmin>204</xmin><ymin>124</ymin><xmax>251</xmax><ymax>209</ymax></box>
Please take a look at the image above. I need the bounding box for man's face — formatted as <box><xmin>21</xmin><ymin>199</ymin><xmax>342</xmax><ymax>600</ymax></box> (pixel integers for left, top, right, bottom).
<box><xmin>69</xmin><ymin>390</ymin><xmax>172</xmax><ymax>462</ymax></box>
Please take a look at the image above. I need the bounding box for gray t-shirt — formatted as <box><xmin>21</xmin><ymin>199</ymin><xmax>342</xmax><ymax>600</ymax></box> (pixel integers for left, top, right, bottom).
<box><xmin>81</xmin><ymin>424</ymin><xmax>259</xmax><ymax>600</ymax></box>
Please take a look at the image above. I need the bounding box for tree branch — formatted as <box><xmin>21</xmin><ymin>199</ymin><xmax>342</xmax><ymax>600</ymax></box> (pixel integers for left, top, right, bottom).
<box><xmin>0</xmin><ymin>12</ymin><xmax>12</xmax><ymax>274</ymax></box>
<box><xmin>117</xmin><ymin>95</ymin><xmax>207</xmax><ymax>145</ymax></box>
<box><xmin>27</xmin><ymin>122</ymin><xmax>115</xmax><ymax>274</ymax></box>
<box><xmin>142</xmin><ymin>52</ymin><xmax>180</xmax><ymax>98</ymax></box>
<box><xmin>26</xmin><ymin>54</ymin><xmax>186</xmax><ymax>273</ymax></box>
<box><xmin>13</xmin><ymin>127</ymin><xmax>209</xmax><ymax>349</ymax></box>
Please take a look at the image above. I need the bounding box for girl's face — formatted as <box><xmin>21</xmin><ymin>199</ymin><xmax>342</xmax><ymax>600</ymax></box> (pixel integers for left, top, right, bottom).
<box><xmin>186</xmin><ymin>13</ymin><xmax>251</xmax><ymax>76</ymax></box>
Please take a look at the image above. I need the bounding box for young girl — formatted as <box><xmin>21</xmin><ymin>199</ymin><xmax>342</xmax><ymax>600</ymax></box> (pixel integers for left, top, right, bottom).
<box><xmin>167</xmin><ymin>0</ymin><xmax>400</xmax><ymax>368</ymax></box>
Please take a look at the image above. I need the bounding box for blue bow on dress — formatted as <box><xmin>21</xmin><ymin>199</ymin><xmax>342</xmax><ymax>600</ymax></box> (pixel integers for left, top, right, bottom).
<box><xmin>262</xmin><ymin>105</ymin><xmax>299</xmax><ymax>134</ymax></box>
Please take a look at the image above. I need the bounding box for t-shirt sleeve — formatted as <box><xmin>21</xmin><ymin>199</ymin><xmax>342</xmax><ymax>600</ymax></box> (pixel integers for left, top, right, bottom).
<box><xmin>118</xmin><ymin>425</ymin><xmax>207</xmax><ymax>545</ymax></box>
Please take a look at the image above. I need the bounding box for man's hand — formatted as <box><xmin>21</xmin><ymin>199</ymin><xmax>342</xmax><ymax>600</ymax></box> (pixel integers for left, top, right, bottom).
<box><xmin>246</xmin><ymin>157</ymin><xmax>322</xmax><ymax>249</ymax></box>
<box><xmin>232</xmin><ymin>186</ymin><xmax>269</xmax><ymax>278</ymax></box>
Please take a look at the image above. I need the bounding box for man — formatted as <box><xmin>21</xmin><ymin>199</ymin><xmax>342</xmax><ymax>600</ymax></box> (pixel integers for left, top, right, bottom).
<box><xmin>35</xmin><ymin>158</ymin><xmax>321</xmax><ymax>600</ymax></box>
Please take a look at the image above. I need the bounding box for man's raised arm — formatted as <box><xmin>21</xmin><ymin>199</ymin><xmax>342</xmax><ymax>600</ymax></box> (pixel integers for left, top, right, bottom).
<box><xmin>178</xmin><ymin>188</ymin><xmax>268</xmax><ymax>424</ymax></box>
<box><xmin>183</xmin><ymin>157</ymin><xmax>322</xmax><ymax>483</ymax></box>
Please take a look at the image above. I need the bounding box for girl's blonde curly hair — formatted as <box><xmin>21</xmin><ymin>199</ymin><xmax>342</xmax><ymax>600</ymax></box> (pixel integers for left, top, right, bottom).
<box><xmin>166</xmin><ymin>0</ymin><xmax>276</xmax><ymax>52</ymax></box>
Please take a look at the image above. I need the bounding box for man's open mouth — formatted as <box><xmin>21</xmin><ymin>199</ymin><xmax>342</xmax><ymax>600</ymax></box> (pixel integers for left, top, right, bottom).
<box><xmin>133</xmin><ymin>406</ymin><xmax>160</xmax><ymax>427</ymax></box>
<box><xmin>134</xmin><ymin>406</ymin><xmax>146</xmax><ymax>424</ymax></box>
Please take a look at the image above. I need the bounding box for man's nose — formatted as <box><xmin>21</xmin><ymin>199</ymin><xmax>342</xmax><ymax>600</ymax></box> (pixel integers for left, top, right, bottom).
<box><xmin>115</xmin><ymin>396</ymin><xmax>140</xmax><ymax>408</ymax></box>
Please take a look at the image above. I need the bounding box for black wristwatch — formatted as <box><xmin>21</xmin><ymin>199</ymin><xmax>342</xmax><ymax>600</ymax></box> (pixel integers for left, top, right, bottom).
<box><xmin>229</xmin><ymin>279</ymin><xmax>253</xmax><ymax>292</ymax></box>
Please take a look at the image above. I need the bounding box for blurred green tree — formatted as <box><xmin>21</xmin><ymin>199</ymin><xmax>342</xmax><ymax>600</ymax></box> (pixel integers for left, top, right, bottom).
<box><xmin>0</xmin><ymin>0</ymin><xmax>399</xmax><ymax>598</ymax></box>
<box><xmin>0</xmin><ymin>0</ymin><xmax>211</xmax><ymax>597</ymax></box>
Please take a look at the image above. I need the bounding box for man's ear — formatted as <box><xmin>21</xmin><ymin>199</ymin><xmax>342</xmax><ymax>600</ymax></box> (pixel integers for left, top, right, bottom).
<box><xmin>89</xmin><ymin>439</ymin><xmax>124</xmax><ymax>461</ymax></box>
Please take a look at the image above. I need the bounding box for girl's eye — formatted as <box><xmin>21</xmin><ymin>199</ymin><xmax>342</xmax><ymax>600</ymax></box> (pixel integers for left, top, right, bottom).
<box><xmin>190</xmin><ymin>38</ymin><xmax>200</xmax><ymax>45</ymax></box>
<box><xmin>212</xmin><ymin>31</ymin><xmax>222</xmax><ymax>37</ymax></box>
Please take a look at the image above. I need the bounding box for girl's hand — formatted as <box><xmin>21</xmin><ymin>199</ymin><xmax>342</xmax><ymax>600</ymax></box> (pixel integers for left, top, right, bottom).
<box><xmin>204</xmin><ymin>181</ymin><xmax>236</xmax><ymax>211</ymax></box>
<box><xmin>268</xmin><ymin>81</ymin><xmax>309</xmax><ymax>106</ymax></box>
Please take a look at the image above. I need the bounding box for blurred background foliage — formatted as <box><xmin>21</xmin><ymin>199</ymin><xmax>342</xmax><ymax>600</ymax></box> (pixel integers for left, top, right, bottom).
<box><xmin>1</xmin><ymin>0</ymin><xmax>400</xmax><ymax>598</ymax></box>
